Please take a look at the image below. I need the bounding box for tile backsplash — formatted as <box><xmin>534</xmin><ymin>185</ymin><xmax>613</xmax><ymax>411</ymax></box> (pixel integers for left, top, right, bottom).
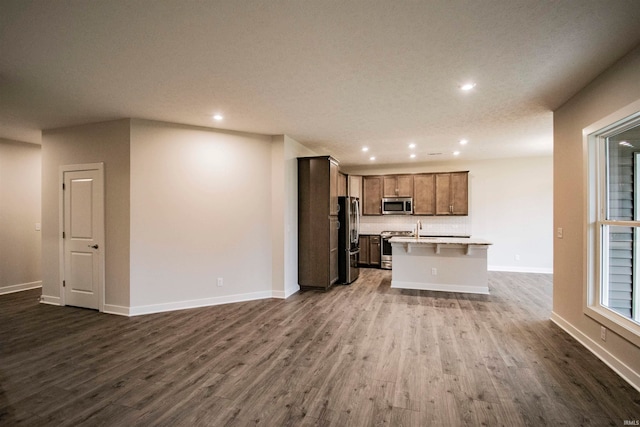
<box><xmin>359</xmin><ymin>215</ymin><xmax>471</xmax><ymax>236</ymax></box>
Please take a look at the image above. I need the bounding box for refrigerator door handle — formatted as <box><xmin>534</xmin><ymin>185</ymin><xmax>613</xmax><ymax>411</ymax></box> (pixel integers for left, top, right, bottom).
<box><xmin>355</xmin><ymin>199</ymin><xmax>360</xmax><ymax>241</ymax></box>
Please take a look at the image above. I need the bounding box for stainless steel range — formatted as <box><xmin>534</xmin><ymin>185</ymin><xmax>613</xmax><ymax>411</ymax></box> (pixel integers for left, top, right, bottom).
<box><xmin>380</xmin><ymin>230</ymin><xmax>414</xmax><ymax>270</ymax></box>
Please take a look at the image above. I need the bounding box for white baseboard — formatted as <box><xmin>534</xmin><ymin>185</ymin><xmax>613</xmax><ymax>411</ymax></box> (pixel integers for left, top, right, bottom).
<box><xmin>489</xmin><ymin>265</ymin><xmax>553</xmax><ymax>274</ymax></box>
<box><xmin>391</xmin><ymin>280</ymin><xmax>489</xmax><ymax>295</ymax></box>
<box><xmin>128</xmin><ymin>290</ymin><xmax>276</xmax><ymax>316</ymax></box>
<box><xmin>39</xmin><ymin>289</ymin><xmax>297</xmax><ymax>316</ymax></box>
<box><xmin>284</xmin><ymin>285</ymin><xmax>300</xmax><ymax>298</ymax></box>
<box><xmin>550</xmin><ymin>311</ymin><xmax>640</xmax><ymax>393</ymax></box>
<box><xmin>103</xmin><ymin>304</ymin><xmax>131</xmax><ymax>316</ymax></box>
<box><xmin>272</xmin><ymin>290</ymin><xmax>287</xmax><ymax>299</ymax></box>
<box><xmin>0</xmin><ymin>281</ymin><xmax>42</xmax><ymax>295</ymax></box>
<box><xmin>40</xmin><ymin>295</ymin><xmax>61</xmax><ymax>306</ymax></box>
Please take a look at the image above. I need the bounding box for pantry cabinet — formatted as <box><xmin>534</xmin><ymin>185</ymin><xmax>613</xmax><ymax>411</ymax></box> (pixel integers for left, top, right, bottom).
<box><xmin>298</xmin><ymin>156</ymin><xmax>340</xmax><ymax>290</ymax></box>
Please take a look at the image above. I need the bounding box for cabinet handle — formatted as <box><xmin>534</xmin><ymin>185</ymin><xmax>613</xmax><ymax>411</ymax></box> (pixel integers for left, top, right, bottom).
<box><xmin>449</xmin><ymin>205</ymin><xmax>453</xmax><ymax>213</ymax></box>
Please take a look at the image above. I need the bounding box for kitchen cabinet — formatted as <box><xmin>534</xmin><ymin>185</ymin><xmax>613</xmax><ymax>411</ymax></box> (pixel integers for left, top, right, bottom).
<box><xmin>298</xmin><ymin>156</ymin><xmax>341</xmax><ymax>290</ymax></box>
<box><xmin>383</xmin><ymin>175</ymin><xmax>414</xmax><ymax>197</ymax></box>
<box><xmin>362</xmin><ymin>171</ymin><xmax>468</xmax><ymax>216</ymax></box>
<box><xmin>358</xmin><ymin>235</ymin><xmax>369</xmax><ymax>266</ymax></box>
<box><xmin>338</xmin><ymin>172</ymin><xmax>348</xmax><ymax>197</ymax></box>
<box><xmin>369</xmin><ymin>236</ymin><xmax>381</xmax><ymax>266</ymax></box>
<box><xmin>413</xmin><ymin>173</ymin><xmax>436</xmax><ymax>215</ymax></box>
<box><xmin>330</xmin><ymin>159</ymin><xmax>339</xmax><ymax>215</ymax></box>
<box><xmin>348</xmin><ymin>175</ymin><xmax>362</xmax><ymax>200</ymax></box>
<box><xmin>435</xmin><ymin>172</ymin><xmax>468</xmax><ymax>215</ymax></box>
<box><xmin>329</xmin><ymin>216</ymin><xmax>339</xmax><ymax>284</ymax></box>
<box><xmin>362</xmin><ymin>176</ymin><xmax>383</xmax><ymax>215</ymax></box>
<box><xmin>358</xmin><ymin>234</ymin><xmax>381</xmax><ymax>267</ymax></box>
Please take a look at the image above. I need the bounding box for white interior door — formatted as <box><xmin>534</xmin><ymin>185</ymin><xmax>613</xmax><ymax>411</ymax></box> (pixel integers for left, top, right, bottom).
<box><xmin>63</xmin><ymin>167</ymin><xmax>104</xmax><ymax>310</ymax></box>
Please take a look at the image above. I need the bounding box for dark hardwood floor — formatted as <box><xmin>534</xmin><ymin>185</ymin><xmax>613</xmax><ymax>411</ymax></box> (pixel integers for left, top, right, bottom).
<box><xmin>1</xmin><ymin>270</ymin><xmax>639</xmax><ymax>426</ymax></box>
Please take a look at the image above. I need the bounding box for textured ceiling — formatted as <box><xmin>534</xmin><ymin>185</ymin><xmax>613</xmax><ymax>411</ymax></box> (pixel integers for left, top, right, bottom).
<box><xmin>1</xmin><ymin>1</ymin><xmax>640</xmax><ymax>166</ymax></box>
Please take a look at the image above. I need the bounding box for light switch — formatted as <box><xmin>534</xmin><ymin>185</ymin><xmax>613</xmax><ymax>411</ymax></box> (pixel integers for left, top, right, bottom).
<box><xmin>35</xmin><ymin>223</ymin><xmax>41</xmax><ymax>231</ymax></box>
<box><xmin>557</xmin><ymin>227</ymin><xmax>563</xmax><ymax>239</ymax></box>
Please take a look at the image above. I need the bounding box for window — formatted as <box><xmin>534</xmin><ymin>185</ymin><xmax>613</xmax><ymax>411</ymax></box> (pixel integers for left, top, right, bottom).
<box><xmin>587</xmin><ymin>106</ymin><xmax>640</xmax><ymax>346</ymax></box>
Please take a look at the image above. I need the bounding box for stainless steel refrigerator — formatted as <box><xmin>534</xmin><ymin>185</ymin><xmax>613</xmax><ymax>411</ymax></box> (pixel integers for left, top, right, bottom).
<box><xmin>338</xmin><ymin>196</ymin><xmax>360</xmax><ymax>284</ymax></box>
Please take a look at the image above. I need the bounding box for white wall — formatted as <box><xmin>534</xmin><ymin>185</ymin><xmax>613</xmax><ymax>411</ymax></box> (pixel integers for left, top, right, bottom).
<box><xmin>129</xmin><ymin>120</ymin><xmax>274</xmax><ymax>313</ymax></box>
<box><xmin>283</xmin><ymin>136</ymin><xmax>318</xmax><ymax>296</ymax></box>
<box><xmin>345</xmin><ymin>155</ymin><xmax>553</xmax><ymax>273</ymax></box>
<box><xmin>271</xmin><ymin>136</ymin><xmax>286</xmax><ymax>297</ymax></box>
<box><xmin>0</xmin><ymin>139</ymin><xmax>42</xmax><ymax>294</ymax></box>
<box><xmin>270</xmin><ymin>135</ymin><xmax>318</xmax><ymax>298</ymax></box>
<box><xmin>554</xmin><ymin>45</ymin><xmax>640</xmax><ymax>389</ymax></box>
<box><xmin>41</xmin><ymin>120</ymin><xmax>131</xmax><ymax>307</ymax></box>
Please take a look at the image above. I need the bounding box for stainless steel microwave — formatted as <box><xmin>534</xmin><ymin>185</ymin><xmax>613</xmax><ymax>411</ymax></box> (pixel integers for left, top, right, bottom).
<box><xmin>382</xmin><ymin>197</ymin><xmax>413</xmax><ymax>215</ymax></box>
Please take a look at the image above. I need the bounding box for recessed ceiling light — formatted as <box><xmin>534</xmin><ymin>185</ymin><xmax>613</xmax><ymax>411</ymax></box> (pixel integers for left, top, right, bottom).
<box><xmin>369</xmin><ymin>156</ymin><xmax>376</xmax><ymax>161</ymax></box>
<box><xmin>460</xmin><ymin>83</ymin><xmax>476</xmax><ymax>91</ymax></box>
<box><xmin>213</xmin><ymin>114</ymin><xmax>223</xmax><ymax>121</ymax></box>
<box><xmin>410</xmin><ymin>154</ymin><xmax>416</xmax><ymax>159</ymax></box>
<box><xmin>459</xmin><ymin>139</ymin><xmax>468</xmax><ymax>145</ymax></box>
<box><xmin>453</xmin><ymin>151</ymin><xmax>461</xmax><ymax>156</ymax></box>
<box><xmin>409</xmin><ymin>143</ymin><xmax>416</xmax><ymax>149</ymax></box>
<box><xmin>362</xmin><ymin>147</ymin><xmax>369</xmax><ymax>152</ymax></box>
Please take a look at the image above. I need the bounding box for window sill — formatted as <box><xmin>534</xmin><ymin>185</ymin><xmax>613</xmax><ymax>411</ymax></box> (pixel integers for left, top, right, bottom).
<box><xmin>585</xmin><ymin>305</ymin><xmax>640</xmax><ymax>348</ymax></box>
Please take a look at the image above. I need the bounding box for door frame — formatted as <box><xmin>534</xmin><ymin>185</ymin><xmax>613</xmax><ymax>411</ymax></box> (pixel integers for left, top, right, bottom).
<box><xmin>58</xmin><ymin>162</ymin><xmax>105</xmax><ymax>312</ymax></box>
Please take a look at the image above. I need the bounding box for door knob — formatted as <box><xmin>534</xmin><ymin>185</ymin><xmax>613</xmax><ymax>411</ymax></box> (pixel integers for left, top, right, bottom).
<box><xmin>88</xmin><ymin>244</ymin><xmax>99</xmax><ymax>249</ymax></box>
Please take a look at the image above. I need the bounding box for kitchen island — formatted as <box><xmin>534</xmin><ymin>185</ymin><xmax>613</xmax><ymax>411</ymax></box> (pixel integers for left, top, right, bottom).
<box><xmin>389</xmin><ymin>237</ymin><xmax>492</xmax><ymax>294</ymax></box>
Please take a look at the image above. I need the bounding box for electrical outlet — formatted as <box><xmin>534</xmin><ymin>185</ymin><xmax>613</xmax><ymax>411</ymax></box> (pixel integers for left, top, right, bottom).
<box><xmin>217</xmin><ymin>277</ymin><xmax>223</xmax><ymax>287</ymax></box>
<box><xmin>600</xmin><ymin>326</ymin><xmax>606</xmax><ymax>341</ymax></box>
<box><xmin>431</xmin><ymin>268</ymin><xmax>437</xmax><ymax>276</ymax></box>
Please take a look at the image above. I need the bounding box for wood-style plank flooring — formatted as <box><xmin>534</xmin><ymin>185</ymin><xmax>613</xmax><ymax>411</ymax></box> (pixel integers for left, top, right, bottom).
<box><xmin>1</xmin><ymin>270</ymin><xmax>639</xmax><ymax>426</ymax></box>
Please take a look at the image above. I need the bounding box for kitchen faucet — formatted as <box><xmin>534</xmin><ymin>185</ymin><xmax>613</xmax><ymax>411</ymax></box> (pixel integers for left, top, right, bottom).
<box><xmin>416</xmin><ymin>220</ymin><xmax>422</xmax><ymax>240</ymax></box>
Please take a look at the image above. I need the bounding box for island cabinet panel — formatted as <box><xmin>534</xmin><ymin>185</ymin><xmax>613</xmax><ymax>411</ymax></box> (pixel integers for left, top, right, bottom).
<box><xmin>390</xmin><ymin>237</ymin><xmax>491</xmax><ymax>294</ymax></box>
<box><xmin>383</xmin><ymin>175</ymin><xmax>414</xmax><ymax>197</ymax></box>
<box><xmin>298</xmin><ymin>156</ymin><xmax>340</xmax><ymax>290</ymax></box>
<box><xmin>435</xmin><ymin>171</ymin><xmax>469</xmax><ymax>216</ymax></box>
<box><xmin>413</xmin><ymin>174</ymin><xmax>436</xmax><ymax>215</ymax></box>
<box><xmin>363</xmin><ymin>176</ymin><xmax>383</xmax><ymax>215</ymax></box>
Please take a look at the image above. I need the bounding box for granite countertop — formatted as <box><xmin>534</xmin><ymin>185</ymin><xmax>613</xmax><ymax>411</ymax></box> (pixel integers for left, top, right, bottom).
<box><xmin>389</xmin><ymin>236</ymin><xmax>492</xmax><ymax>245</ymax></box>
